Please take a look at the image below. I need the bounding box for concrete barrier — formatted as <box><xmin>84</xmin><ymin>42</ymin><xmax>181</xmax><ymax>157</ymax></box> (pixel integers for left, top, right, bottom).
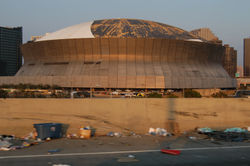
<box><xmin>0</xmin><ymin>98</ymin><xmax>249</xmax><ymax>137</ymax></box>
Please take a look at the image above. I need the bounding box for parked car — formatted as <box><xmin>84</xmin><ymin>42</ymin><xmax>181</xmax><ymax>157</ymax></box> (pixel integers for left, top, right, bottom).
<box><xmin>71</xmin><ymin>91</ymin><xmax>91</xmax><ymax>98</ymax></box>
<box><xmin>233</xmin><ymin>90</ymin><xmax>250</xmax><ymax>98</ymax></box>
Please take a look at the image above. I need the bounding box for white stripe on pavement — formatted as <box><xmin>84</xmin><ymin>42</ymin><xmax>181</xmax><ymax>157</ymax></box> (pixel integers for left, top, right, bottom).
<box><xmin>0</xmin><ymin>145</ymin><xmax>250</xmax><ymax>160</ymax></box>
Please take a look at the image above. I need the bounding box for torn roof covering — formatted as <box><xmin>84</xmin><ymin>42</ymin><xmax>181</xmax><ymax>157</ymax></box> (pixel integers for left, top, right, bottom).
<box><xmin>37</xmin><ymin>19</ymin><xmax>201</xmax><ymax>41</ymax></box>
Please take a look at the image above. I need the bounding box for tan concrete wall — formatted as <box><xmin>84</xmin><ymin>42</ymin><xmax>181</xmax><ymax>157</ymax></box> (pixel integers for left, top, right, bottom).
<box><xmin>0</xmin><ymin>98</ymin><xmax>249</xmax><ymax>137</ymax></box>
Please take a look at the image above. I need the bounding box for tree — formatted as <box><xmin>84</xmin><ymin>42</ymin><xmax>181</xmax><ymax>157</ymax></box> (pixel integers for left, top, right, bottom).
<box><xmin>0</xmin><ymin>89</ymin><xmax>8</xmax><ymax>98</ymax></box>
<box><xmin>184</xmin><ymin>89</ymin><xmax>202</xmax><ymax>98</ymax></box>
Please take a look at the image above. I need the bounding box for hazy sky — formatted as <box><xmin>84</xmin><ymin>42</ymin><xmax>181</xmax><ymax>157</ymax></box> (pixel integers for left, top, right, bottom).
<box><xmin>1</xmin><ymin>0</ymin><xmax>250</xmax><ymax>65</ymax></box>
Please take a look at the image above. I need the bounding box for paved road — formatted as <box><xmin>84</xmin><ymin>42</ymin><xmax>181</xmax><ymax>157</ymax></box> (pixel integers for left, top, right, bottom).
<box><xmin>0</xmin><ymin>136</ymin><xmax>249</xmax><ymax>166</ymax></box>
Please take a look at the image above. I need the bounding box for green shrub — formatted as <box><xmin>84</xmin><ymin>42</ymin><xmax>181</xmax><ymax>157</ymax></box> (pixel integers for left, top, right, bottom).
<box><xmin>147</xmin><ymin>92</ymin><xmax>162</xmax><ymax>98</ymax></box>
<box><xmin>166</xmin><ymin>93</ymin><xmax>179</xmax><ymax>98</ymax></box>
<box><xmin>0</xmin><ymin>84</ymin><xmax>61</xmax><ymax>90</ymax></box>
<box><xmin>184</xmin><ymin>89</ymin><xmax>202</xmax><ymax>98</ymax></box>
<box><xmin>211</xmin><ymin>91</ymin><xmax>228</xmax><ymax>98</ymax></box>
<box><xmin>0</xmin><ymin>89</ymin><xmax>8</xmax><ymax>98</ymax></box>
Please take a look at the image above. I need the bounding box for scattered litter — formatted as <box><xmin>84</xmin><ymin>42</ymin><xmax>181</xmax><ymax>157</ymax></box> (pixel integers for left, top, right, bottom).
<box><xmin>197</xmin><ymin>127</ymin><xmax>213</xmax><ymax>133</ymax></box>
<box><xmin>22</xmin><ymin>142</ymin><xmax>30</xmax><ymax>147</ymax></box>
<box><xmin>0</xmin><ymin>147</ymin><xmax>11</xmax><ymax>151</ymax></box>
<box><xmin>107</xmin><ymin>132</ymin><xmax>114</xmax><ymax>137</ymax></box>
<box><xmin>67</xmin><ymin>133</ymin><xmax>78</xmax><ymax>139</ymax></box>
<box><xmin>156</xmin><ymin>128</ymin><xmax>170</xmax><ymax>136</ymax></box>
<box><xmin>161</xmin><ymin>149</ymin><xmax>181</xmax><ymax>155</ymax></box>
<box><xmin>0</xmin><ymin>135</ymin><xmax>15</xmax><ymax>140</ymax></box>
<box><xmin>149</xmin><ymin>128</ymin><xmax>171</xmax><ymax>136</ymax></box>
<box><xmin>189</xmin><ymin>136</ymin><xmax>197</xmax><ymax>140</ymax></box>
<box><xmin>46</xmin><ymin>137</ymin><xmax>51</xmax><ymax>141</ymax></box>
<box><xmin>37</xmin><ymin>138</ymin><xmax>42</xmax><ymax>142</ymax></box>
<box><xmin>22</xmin><ymin>131</ymin><xmax>37</xmax><ymax>140</ymax></box>
<box><xmin>128</xmin><ymin>154</ymin><xmax>135</xmax><ymax>158</ymax></box>
<box><xmin>0</xmin><ymin>140</ymin><xmax>12</xmax><ymax>148</ymax></box>
<box><xmin>196</xmin><ymin>127</ymin><xmax>250</xmax><ymax>142</ymax></box>
<box><xmin>0</xmin><ymin>134</ymin><xmax>43</xmax><ymax>151</ymax></box>
<box><xmin>224</xmin><ymin>128</ymin><xmax>247</xmax><ymax>133</ymax></box>
<box><xmin>129</xmin><ymin>132</ymin><xmax>141</xmax><ymax>138</ymax></box>
<box><xmin>129</xmin><ymin>132</ymin><xmax>136</xmax><ymax>136</ymax></box>
<box><xmin>117</xmin><ymin>154</ymin><xmax>139</xmax><ymax>162</ymax></box>
<box><xmin>107</xmin><ymin>132</ymin><xmax>122</xmax><ymax>137</ymax></box>
<box><xmin>114</xmin><ymin>132</ymin><xmax>122</xmax><ymax>137</ymax></box>
<box><xmin>149</xmin><ymin>128</ymin><xmax>156</xmax><ymax>135</ymax></box>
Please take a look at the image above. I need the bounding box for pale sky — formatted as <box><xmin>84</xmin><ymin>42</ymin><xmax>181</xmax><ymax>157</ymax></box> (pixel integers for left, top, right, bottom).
<box><xmin>1</xmin><ymin>0</ymin><xmax>250</xmax><ymax>65</ymax></box>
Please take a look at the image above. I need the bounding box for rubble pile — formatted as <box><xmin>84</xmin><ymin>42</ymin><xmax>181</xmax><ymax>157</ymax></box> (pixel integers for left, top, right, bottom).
<box><xmin>0</xmin><ymin>134</ymin><xmax>41</xmax><ymax>151</ymax></box>
<box><xmin>196</xmin><ymin>127</ymin><xmax>250</xmax><ymax>142</ymax></box>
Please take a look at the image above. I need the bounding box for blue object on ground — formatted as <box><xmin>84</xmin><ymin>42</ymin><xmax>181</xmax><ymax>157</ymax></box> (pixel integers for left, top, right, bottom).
<box><xmin>48</xmin><ymin>149</ymin><xmax>61</xmax><ymax>153</ymax></box>
<box><xmin>34</xmin><ymin>123</ymin><xmax>62</xmax><ymax>140</ymax></box>
<box><xmin>224</xmin><ymin>128</ymin><xmax>247</xmax><ymax>133</ymax></box>
<box><xmin>107</xmin><ymin>132</ymin><xmax>114</xmax><ymax>137</ymax></box>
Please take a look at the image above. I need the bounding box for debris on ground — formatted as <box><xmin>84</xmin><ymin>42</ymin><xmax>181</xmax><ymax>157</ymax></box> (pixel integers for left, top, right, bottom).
<box><xmin>0</xmin><ymin>140</ymin><xmax>12</xmax><ymax>148</ymax></box>
<box><xmin>107</xmin><ymin>132</ymin><xmax>122</xmax><ymax>137</ymax></box>
<box><xmin>148</xmin><ymin>128</ymin><xmax>171</xmax><ymax>136</ymax></box>
<box><xmin>197</xmin><ymin>127</ymin><xmax>213</xmax><ymax>133</ymax></box>
<box><xmin>0</xmin><ymin>123</ymin><xmax>64</xmax><ymax>151</ymax></box>
<box><xmin>114</xmin><ymin>132</ymin><xmax>122</xmax><ymax>137</ymax></box>
<box><xmin>67</xmin><ymin>133</ymin><xmax>78</xmax><ymax>139</ymax></box>
<box><xmin>107</xmin><ymin>132</ymin><xmax>114</xmax><ymax>137</ymax></box>
<box><xmin>46</xmin><ymin>137</ymin><xmax>51</xmax><ymax>141</ymax></box>
<box><xmin>0</xmin><ymin>134</ymin><xmax>42</xmax><ymax>151</ymax></box>
<box><xmin>161</xmin><ymin>149</ymin><xmax>181</xmax><ymax>155</ymax></box>
<box><xmin>224</xmin><ymin>127</ymin><xmax>247</xmax><ymax>133</ymax></box>
<box><xmin>117</xmin><ymin>154</ymin><xmax>139</xmax><ymax>162</ymax></box>
<box><xmin>195</xmin><ymin>127</ymin><xmax>250</xmax><ymax>142</ymax></box>
<box><xmin>189</xmin><ymin>136</ymin><xmax>197</xmax><ymax>140</ymax></box>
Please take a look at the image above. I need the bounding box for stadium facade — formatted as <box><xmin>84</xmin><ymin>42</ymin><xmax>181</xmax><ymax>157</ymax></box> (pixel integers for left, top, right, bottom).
<box><xmin>0</xmin><ymin>19</ymin><xmax>236</xmax><ymax>89</ymax></box>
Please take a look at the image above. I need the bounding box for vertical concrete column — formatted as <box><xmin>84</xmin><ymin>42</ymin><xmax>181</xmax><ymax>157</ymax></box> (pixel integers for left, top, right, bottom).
<box><xmin>92</xmin><ymin>38</ymin><xmax>101</xmax><ymax>87</ymax></box>
<box><xmin>144</xmin><ymin>39</ymin><xmax>155</xmax><ymax>89</ymax></box>
<box><xmin>99</xmin><ymin>38</ymin><xmax>109</xmax><ymax>88</ymax></box>
<box><xmin>76</xmin><ymin>39</ymin><xmax>85</xmax><ymax>61</ymax></box>
<box><xmin>109</xmin><ymin>38</ymin><xmax>118</xmax><ymax>88</ymax></box>
<box><xmin>117</xmin><ymin>38</ymin><xmax>127</xmax><ymax>88</ymax></box>
<box><xmin>126</xmin><ymin>38</ymin><xmax>136</xmax><ymax>88</ymax></box>
<box><xmin>152</xmin><ymin>39</ymin><xmax>164</xmax><ymax>88</ymax></box>
<box><xmin>135</xmin><ymin>38</ymin><xmax>146</xmax><ymax>88</ymax></box>
<box><xmin>161</xmin><ymin>39</ymin><xmax>171</xmax><ymax>88</ymax></box>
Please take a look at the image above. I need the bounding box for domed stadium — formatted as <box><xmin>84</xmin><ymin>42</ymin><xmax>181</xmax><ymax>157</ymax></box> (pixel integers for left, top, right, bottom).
<box><xmin>0</xmin><ymin>19</ymin><xmax>236</xmax><ymax>89</ymax></box>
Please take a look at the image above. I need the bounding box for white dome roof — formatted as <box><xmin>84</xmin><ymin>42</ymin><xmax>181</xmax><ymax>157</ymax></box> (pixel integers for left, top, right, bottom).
<box><xmin>185</xmin><ymin>39</ymin><xmax>203</xmax><ymax>42</ymax></box>
<box><xmin>37</xmin><ymin>21</ymin><xmax>94</xmax><ymax>41</ymax></box>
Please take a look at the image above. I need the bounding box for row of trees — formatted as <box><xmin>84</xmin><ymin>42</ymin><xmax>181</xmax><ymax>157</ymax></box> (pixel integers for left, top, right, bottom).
<box><xmin>0</xmin><ymin>83</ymin><xmax>229</xmax><ymax>98</ymax></box>
<box><xmin>0</xmin><ymin>83</ymin><xmax>62</xmax><ymax>90</ymax></box>
<box><xmin>0</xmin><ymin>90</ymin><xmax>70</xmax><ymax>98</ymax></box>
<box><xmin>143</xmin><ymin>90</ymin><xmax>228</xmax><ymax>98</ymax></box>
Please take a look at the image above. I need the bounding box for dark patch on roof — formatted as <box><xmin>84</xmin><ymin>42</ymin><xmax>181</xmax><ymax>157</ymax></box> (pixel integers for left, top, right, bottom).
<box><xmin>91</xmin><ymin>19</ymin><xmax>200</xmax><ymax>40</ymax></box>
